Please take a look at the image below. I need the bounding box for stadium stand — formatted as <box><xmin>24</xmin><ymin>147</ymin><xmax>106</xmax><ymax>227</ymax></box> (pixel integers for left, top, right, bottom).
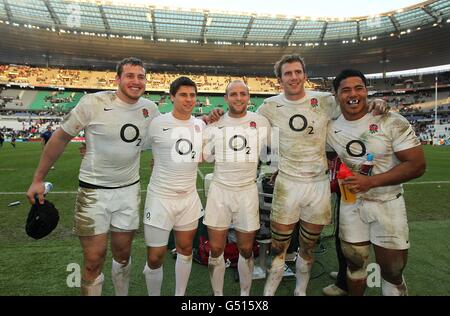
<box><xmin>0</xmin><ymin>64</ymin><xmax>317</xmax><ymax>93</ymax></box>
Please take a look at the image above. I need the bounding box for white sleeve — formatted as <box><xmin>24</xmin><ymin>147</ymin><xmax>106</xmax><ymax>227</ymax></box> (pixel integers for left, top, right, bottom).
<box><xmin>140</xmin><ymin>103</ymin><xmax>160</xmax><ymax>151</ymax></box>
<box><xmin>60</xmin><ymin>95</ymin><xmax>92</xmax><ymax>137</ymax></box>
<box><xmin>148</xmin><ymin>102</ymin><xmax>160</xmax><ymax>122</ymax></box>
<box><xmin>390</xmin><ymin>114</ymin><xmax>421</xmax><ymax>152</ymax></box>
<box><xmin>328</xmin><ymin>95</ymin><xmax>341</xmax><ymax>120</ymax></box>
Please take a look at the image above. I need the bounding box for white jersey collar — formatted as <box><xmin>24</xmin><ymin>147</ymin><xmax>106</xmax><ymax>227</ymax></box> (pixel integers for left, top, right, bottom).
<box><xmin>280</xmin><ymin>92</ymin><xmax>309</xmax><ymax>105</ymax></box>
<box><xmin>224</xmin><ymin>112</ymin><xmax>250</xmax><ymax>123</ymax></box>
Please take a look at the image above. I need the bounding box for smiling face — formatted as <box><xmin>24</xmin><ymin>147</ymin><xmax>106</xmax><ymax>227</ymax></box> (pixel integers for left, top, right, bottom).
<box><xmin>171</xmin><ymin>85</ymin><xmax>197</xmax><ymax>120</ymax></box>
<box><xmin>336</xmin><ymin>76</ymin><xmax>369</xmax><ymax>121</ymax></box>
<box><xmin>115</xmin><ymin>64</ymin><xmax>146</xmax><ymax>104</ymax></box>
<box><xmin>225</xmin><ymin>81</ymin><xmax>250</xmax><ymax>118</ymax></box>
<box><xmin>279</xmin><ymin>61</ymin><xmax>307</xmax><ymax>101</ymax></box>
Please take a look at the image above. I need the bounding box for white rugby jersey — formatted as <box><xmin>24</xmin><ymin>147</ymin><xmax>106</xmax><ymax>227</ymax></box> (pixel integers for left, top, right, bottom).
<box><xmin>61</xmin><ymin>91</ymin><xmax>159</xmax><ymax>187</ymax></box>
<box><xmin>327</xmin><ymin>112</ymin><xmax>420</xmax><ymax>200</ymax></box>
<box><xmin>203</xmin><ymin>111</ymin><xmax>271</xmax><ymax>187</ymax></box>
<box><xmin>257</xmin><ymin>91</ymin><xmax>339</xmax><ymax>180</ymax></box>
<box><xmin>146</xmin><ymin>112</ymin><xmax>205</xmax><ymax>197</ymax></box>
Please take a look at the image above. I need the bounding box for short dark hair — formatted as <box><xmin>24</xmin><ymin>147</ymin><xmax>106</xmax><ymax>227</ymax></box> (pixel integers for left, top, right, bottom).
<box><xmin>116</xmin><ymin>57</ymin><xmax>145</xmax><ymax>77</ymax></box>
<box><xmin>333</xmin><ymin>69</ymin><xmax>368</xmax><ymax>92</ymax></box>
<box><xmin>274</xmin><ymin>54</ymin><xmax>306</xmax><ymax>79</ymax></box>
<box><xmin>170</xmin><ymin>76</ymin><xmax>197</xmax><ymax>96</ymax></box>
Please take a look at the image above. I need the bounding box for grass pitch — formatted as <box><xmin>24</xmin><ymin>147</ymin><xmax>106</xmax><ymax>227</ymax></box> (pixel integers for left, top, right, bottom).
<box><xmin>0</xmin><ymin>143</ymin><xmax>449</xmax><ymax>296</ymax></box>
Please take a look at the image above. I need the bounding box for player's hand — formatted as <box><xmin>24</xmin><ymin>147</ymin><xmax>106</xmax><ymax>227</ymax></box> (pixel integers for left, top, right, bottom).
<box><xmin>79</xmin><ymin>143</ymin><xmax>86</xmax><ymax>157</ymax></box>
<box><xmin>207</xmin><ymin>108</ymin><xmax>224</xmax><ymax>124</ymax></box>
<box><xmin>368</xmin><ymin>98</ymin><xmax>390</xmax><ymax>115</ymax></box>
<box><xmin>342</xmin><ymin>174</ymin><xmax>374</xmax><ymax>194</ymax></box>
<box><xmin>26</xmin><ymin>181</ymin><xmax>45</xmax><ymax>205</ymax></box>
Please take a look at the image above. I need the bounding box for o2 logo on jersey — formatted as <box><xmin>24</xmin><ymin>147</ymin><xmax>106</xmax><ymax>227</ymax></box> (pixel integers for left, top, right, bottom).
<box><xmin>120</xmin><ymin>124</ymin><xmax>142</xmax><ymax>146</ymax></box>
<box><xmin>346</xmin><ymin>140</ymin><xmax>366</xmax><ymax>157</ymax></box>
<box><xmin>229</xmin><ymin>135</ymin><xmax>250</xmax><ymax>154</ymax></box>
<box><xmin>175</xmin><ymin>138</ymin><xmax>196</xmax><ymax>159</ymax></box>
<box><xmin>289</xmin><ymin>114</ymin><xmax>314</xmax><ymax>134</ymax></box>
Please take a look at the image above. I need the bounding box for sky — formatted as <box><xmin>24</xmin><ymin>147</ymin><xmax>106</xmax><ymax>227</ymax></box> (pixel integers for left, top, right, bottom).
<box><xmin>109</xmin><ymin>0</ymin><xmax>426</xmax><ymax>18</ymax></box>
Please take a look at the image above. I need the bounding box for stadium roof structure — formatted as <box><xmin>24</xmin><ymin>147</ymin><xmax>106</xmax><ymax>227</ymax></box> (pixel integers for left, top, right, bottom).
<box><xmin>0</xmin><ymin>0</ymin><xmax>450</xmax><ymax>76</ymax></box>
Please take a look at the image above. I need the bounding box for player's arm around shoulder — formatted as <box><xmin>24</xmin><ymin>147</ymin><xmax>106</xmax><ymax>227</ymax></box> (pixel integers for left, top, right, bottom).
<box><xmin>203</xmin><ymin>108</ymin><xmax>224</xmax><ymax>124</ymax></box>
<box><xmin>368</xmin><ymin>98</ymin><xmax>390</xmax><ymax>115</ymax></box>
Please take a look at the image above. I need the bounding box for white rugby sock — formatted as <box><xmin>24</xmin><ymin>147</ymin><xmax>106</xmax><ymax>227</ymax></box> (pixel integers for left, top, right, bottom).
<box><xmin>81</xmin><ymin>273</ymin><xmax>104</xmax><ymax>296</ymax></box>
<box><xmin>382</xmin><ymin>276</ymin><xmax>408</xmax><ymax>296</ymax></box>
<box><xmin>238</xmin><ymin>253</ymin><xmax>254</xmax><ymax>296</ymax></box>
<box><xmin>111</xmin><ymin>258</ymin><xmax>131</xmax><ymax>296</ymax></box>
<box><xmin>208</xmin><ymin>253</ymin><xmax>225</xmax><ymax>296</ymax></box>
<box><xmin>175</xmin><ymin>253</ymin><xmax>193</xmax><ymax>296</ymax></box>
<box><xmin>294</xmin><ymin>254</ymin><xmax>312</xmax><ymax>296</ymax></box>
<box><xmin>143</xmin><ymin>264</ymin><xmax>163</xmax><ymax>296</ymax></box>
<box><xmin>263</xmin><ymin>264</ymin><xmax>284</xmax><ymax>296</ymax></box>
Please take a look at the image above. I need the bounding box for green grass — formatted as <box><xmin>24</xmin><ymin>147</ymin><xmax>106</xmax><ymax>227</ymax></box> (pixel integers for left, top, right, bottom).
<box><xmin>0</xmin><ymin>143</ymin><xmax>449</xmax><ymax>295</ymax></box>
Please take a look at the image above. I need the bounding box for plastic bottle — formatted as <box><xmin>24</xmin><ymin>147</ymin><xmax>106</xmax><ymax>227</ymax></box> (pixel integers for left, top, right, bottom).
<box><xmin>337</xmin><ymin>163</ymin><xmax>356</xmax><ymax>203</ymax></box>
<box><xmin>33</xmin><ymin>182</ymin><xmax>53</xmax><ymax>202</ymax></box>
<box><xmin>360</xmin><ymin>153</ymin><xmax>374</xmax><ymax>176</ymax></box>
<box><xmin>44</xmin><ymin>182</ymin><xmax>53</xmax><ymax>195</ymax></box>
